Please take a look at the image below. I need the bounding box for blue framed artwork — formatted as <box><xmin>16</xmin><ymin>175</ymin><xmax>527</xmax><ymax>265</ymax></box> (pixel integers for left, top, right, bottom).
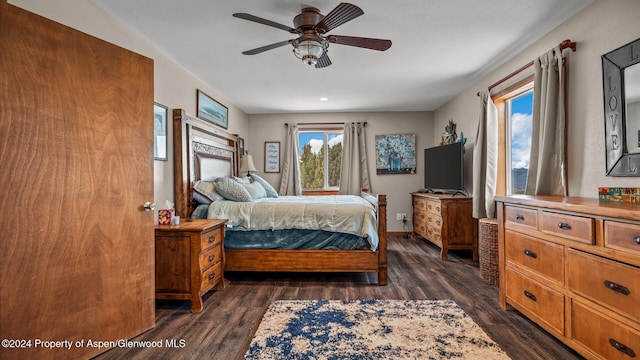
<box><xmin>153</xmin><ymin>102</ymin><xmax>168</xmax><ymax>161</ymax></box>
<box><xmin>197</xmin><ymin>90</ymin><xmax>228</xmax><ymax>129</ymax></box>
<box><xmin>375</xmin><ymin>134</ymin><xmax>416</xmax><ymax>174</ymax></box>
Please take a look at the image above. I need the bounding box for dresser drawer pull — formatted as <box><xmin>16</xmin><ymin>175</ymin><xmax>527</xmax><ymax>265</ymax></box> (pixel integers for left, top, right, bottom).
<box><xmin>557</xmin><ymin>222</ymin><xmax>571</xmax><ymax>230</ymax></box>
<box><xmin>208</xmin><ymin>235</ymin><xmax>216</xmax><ymax>243</ymax></box>
<box><xmin>523</xmin><ymin>290</ymin><xmax>537</xmax><ymax>302</ymax></box>
<box><xmin>208</xmin><ymin>272</ymin><xmax>216</xmax><ymax>280</ymax></box>
<box><xmin>634</xmin><ymin>236</ymin><xmax>640</xmax><ymax>245</ymax></box>
<box><xmin>608</xmin><ymin>338</ymin><xmax>636</xmax><ymax>358</ymax></box>
<box><xmin>515</xmin><ymin>214</ymin><xmax>525</xmax><ymax>221</ymax></box>
<box><xmin>208</xmin><ymin>254</ymin><xmax>215</xmax><ymax>262</ymax></box>
<box><xmin>523</xmin><ymin>249</ymin><xmax>538</xmax><ymax>259</ymax></box>
<box><xmin>604</xmin><ymin>280</ymin><xmax>631</xmax><ymax>296</ymax></box>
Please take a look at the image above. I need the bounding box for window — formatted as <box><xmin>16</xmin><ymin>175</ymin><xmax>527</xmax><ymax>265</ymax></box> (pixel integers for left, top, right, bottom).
<box><xmin>298</xmin><ymin>130</ymin><xmax>343</xmax><ymax>190</ymax></box>
<box><xmin>505</xmin><ymin>90</ymin><xmax>533</xmax><ymax>195</ymax></box>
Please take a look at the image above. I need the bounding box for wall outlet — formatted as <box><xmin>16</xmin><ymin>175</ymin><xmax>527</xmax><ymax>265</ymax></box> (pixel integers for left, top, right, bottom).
<box><xmin>396</xmin><ymin>213</ymin><xmax>402</xmax><ymax>221</ymax></box>
<box><xmin>401</xmin><ymin>213</ymin><xmax>407</xmax><ymax>221</ymax></box>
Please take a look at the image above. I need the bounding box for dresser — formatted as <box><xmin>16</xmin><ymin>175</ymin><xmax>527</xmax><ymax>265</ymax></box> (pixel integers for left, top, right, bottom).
<box><xmin>412</xmin><ymin>193</ymin><xmax>477</xmax><ymax>260</ymax></box>
<box><xmin>496</xmin><ymin>196</ymin><xmax>640</xmax><ymax>360</ymax></box>
<box><xmin>155</xmin><ymin>219</ymin><xmax>227</xmax><ymax>312</ymax></box>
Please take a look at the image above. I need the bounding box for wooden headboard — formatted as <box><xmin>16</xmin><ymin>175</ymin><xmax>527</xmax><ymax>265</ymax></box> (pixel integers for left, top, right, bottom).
<box><xmin>173</xmin><ymin>108</ymin><xmax>238</xmax><ymax>217</ymax></box>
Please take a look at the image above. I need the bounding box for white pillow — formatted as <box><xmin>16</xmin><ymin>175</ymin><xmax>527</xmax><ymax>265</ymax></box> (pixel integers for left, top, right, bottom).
<box><xmin>244</xmin><ymin>182</ymin><xmax>267</xmax><ymax>200</ymax></box>
<box><xmin>250</xmin><ymin>174</ymin><xmax>278</xmax><ymax>198</ymax></box>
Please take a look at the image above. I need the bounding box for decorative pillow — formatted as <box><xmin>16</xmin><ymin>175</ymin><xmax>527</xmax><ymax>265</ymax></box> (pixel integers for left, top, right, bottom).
<box><xmin>233</xmin><ymin>176</ymin><xmax>252</xmax><ymax>185</ymax></box>
<box><xmin>193</xmin><ymin>180</ymin><xmax>224</xmax><ymax>204</ymax></box>
<box><xmin>244</xmin><ymin>181</ymin><xmax>267</xmax><ymax>200</ymax></box>
<box><xmin>250</xmin><ymin>174</ymin><xmax>279</xmax><ymax>198</ymax></box>
<box><xmin>214</xmin><ymin>177</ymin><xmax>253</xmax><ymax>202</ymax></box>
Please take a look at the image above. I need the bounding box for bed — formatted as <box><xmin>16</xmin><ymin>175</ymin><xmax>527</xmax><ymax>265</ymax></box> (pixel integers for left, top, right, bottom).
<box><xmin>172</xmin><ymin>109</ymin><xmax>388</xmax><ymax>285</ymax></box>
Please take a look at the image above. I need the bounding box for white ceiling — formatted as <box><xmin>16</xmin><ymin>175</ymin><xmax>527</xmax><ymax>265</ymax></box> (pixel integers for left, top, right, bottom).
<box><xmin>92</xmin><ymin>0</ymin><xmax>593</xmax><ymax>114</ymax></box>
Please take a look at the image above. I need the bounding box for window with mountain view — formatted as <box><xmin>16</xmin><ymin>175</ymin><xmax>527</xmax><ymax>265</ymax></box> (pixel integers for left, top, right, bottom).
<box><xmin>298</xmin><ymin>131</ymin><xmax>343</xmax><ymax>190</ymax></box>
<box><xmin>505</xmin><ymin>90</ymin><xmax>533</xmax><ymax>195</ymax></box>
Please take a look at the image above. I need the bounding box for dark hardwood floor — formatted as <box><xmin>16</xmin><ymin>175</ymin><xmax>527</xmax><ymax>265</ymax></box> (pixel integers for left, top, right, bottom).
<box><xmin>94</xmin><ymin>235</ymin><xmax>583</xmax><ymax>360</ymax></box>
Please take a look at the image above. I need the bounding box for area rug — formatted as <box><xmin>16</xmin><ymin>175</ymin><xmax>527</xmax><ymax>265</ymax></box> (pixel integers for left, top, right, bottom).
<box><xmin>245</xmin><ymin>299</ymin><xmax>510</xmax><ymax>359</ymax></box>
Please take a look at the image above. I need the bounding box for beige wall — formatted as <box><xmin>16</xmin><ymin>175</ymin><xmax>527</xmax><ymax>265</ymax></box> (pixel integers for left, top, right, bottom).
<box><xmin>9</xmin><ymin>0</ymin><xmax>251</xmax><ymax>210</ymax></box>
<box><xmin>434</xmin><ymin>0</ymin><xmax>640</xmax><ymax>197</ymax></box>
<box><xmin>249</xmin><ymin>112</ymin><xmax>434</xmax><ymax>232</ymax></box>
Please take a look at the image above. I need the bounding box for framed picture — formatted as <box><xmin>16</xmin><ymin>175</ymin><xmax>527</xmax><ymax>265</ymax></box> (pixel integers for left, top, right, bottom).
<box><xmin>264</xmin><ymin>141</ymin><xmax>280</xmax><ymax>173</ymax></box>
<box><xmin>197</xmin><ymin>89</ymin><xmax>228</xmax><ymax>129</ymax></box>
<box><xmin>238</xmin><ymin>137</ymin><xmax>245</xmax><ymax>156</ymax></box>
<box><xmin>153</xmin><ymin>102</ymin><xmax>168</xmax><ymax>161</ymax></box>
<box><xmin>374</xmin><ymin>133</ymin><xmax>416</xmax><ymax>174</ymax></box>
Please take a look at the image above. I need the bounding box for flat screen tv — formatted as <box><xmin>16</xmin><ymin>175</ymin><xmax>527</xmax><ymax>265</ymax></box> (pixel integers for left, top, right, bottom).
<box><xmin>423</xmin><ymin>142</ymin><xmax>464</xmax><ymax>194</ymax></box>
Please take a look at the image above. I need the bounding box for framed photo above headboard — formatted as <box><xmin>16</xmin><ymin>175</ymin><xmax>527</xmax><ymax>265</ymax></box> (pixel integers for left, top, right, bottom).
<box><xmin>197</xmin><ymin>90</ymin><xmax>228</xmax><ymax>129</ymax></box>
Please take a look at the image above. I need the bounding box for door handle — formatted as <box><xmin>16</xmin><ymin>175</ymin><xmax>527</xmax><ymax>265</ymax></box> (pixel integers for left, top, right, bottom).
<box><xmin>143</xmin><ymin>202</ymin><xmax>156</xmax><ymax>211</ymax></box>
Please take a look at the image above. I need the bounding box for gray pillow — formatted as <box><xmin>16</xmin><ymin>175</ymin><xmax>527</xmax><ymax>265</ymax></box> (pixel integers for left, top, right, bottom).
<box><xmin>244</xmin><ymin>182</ymin><xmax>267</xmax><ymax>200</ymax></box>
<box><xmin>214</xmin><ymin>177</ymin><xmax>252</xmax><ymax>202</ymax></box>
<box><xmin>193</xmin><ymin>180</ymin><xmax>224</xmax><ymax>204</ymax></box>
<box><xmin>250</xmin><ymin>174</ymin><xmax>278</xmax><ymax>198</ymax></box>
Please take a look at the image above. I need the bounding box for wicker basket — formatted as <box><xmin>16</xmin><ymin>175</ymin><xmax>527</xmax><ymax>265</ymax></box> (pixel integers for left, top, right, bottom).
<box><xmin>479</xmin><ymin>218</ymin><xmax>499</xmax><ymax>287</ymax></box>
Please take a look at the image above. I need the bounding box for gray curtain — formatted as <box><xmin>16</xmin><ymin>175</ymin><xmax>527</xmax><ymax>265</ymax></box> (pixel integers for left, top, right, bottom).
<box><xmin>526</xmin><ymin>46</ymin><xmax>567</xmax><ymax>196</ymax></box>
<box><xmin>473</xmin><ymin>91</ymin><xmax>499</xmax><ymax>218</ymax></box>
<box><xmin>278</xmin><ymin>124</ymin><xmax>302</xmax><ymax>195</ymax></box>
<box><xmin>339</xmin><ymin>122</ymin><xmax>371</xmax><ymax>195</ymax></box>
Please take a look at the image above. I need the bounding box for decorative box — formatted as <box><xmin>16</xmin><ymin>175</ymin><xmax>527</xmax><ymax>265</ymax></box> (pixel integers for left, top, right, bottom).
<box><xmin>598</xmin><ymin>187</ymin><xmax>640</xmax><ymax>203</ymax></box>
<box><xmin>158</xmin><ymin>209</ymin><xmax>172</xmax><ymax>225</ymax></box>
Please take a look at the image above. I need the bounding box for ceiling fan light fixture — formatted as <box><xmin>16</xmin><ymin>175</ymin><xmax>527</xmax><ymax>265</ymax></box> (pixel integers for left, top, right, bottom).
<box><xmin>293</xmin><ymin>39</ymin><xmax>327</xmax><ymax>66</ymax></box>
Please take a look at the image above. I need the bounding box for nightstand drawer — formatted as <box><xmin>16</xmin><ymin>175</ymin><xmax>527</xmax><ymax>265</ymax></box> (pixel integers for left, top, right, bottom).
<box><xmin>571</xmin><ymin>300</ymin><xmax>640</xmax><ymax>360</ymax></box>
<box><xmin>505</xmin><ymin>268</ymin><xmax>564</xmax><ymax>335</ymax></box>
<box><xmin>505</xmin><ymin>230</ymin><xmax>564</xmax><ymax>284</ymax></box>
<box><xmin>505</xmin><ymin>205</ymin><xmax>538</xmax><ymax>230</ymax></box>
<box><xmin>605</xmin><ymin>221</ymin><xmax>640</xmax><ymax>256</ymax></box>
<box><xmin>541</xmin><ymin>211</ymin><xmax>594</xmax><ymax>244</ymax></box>
<box><xmin>201</xmin><ymin>262</ymin><xmax>222</xmax><ymax>293</ymax></box>
<box><xmin>567</xmin><ymin>249</ymin><xmax>640</xmax><ymax>322</ymax></box>
<box><xmin>200</xmin><ymin>244</ymin><xmax>222</xmax><ymax>271</ymax></box>
<box><xmin>201</xmin><ymin>227</ymin><xmax>223</xmax><ymax>250</ymax></box>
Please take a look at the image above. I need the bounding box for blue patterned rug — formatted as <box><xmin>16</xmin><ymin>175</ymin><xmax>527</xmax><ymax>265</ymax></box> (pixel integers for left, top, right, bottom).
<box><xmin>245</xmin><ymin>299</ymin><xmax>510</xmax><ymax>359</ymax></box>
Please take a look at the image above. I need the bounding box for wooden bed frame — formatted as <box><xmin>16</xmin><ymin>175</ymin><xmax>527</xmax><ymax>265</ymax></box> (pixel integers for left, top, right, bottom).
<box><xmin>172</xmin><ymin>109</ymin><xmax>388</xmax><ymax>285</ymax></box>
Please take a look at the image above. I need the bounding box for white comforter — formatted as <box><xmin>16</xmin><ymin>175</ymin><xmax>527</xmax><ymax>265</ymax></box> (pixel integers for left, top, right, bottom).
<box><xmin>207</xmin><ymin>195</ymin><xmax>379</xmax><ymax>251</ymax></box>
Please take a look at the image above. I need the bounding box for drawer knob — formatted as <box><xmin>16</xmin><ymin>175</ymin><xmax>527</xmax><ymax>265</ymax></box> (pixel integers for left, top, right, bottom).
<box><xmin>208</xmin><ymin>236</ymin><xmax>215</xmax><ymax>243</ymax></box>
<box><xmin>515</xmin><ymin>214</ymin><xmax>525</xmax><ymax>221</ymax></box>
<box><xmin>604</xmin><ymin>280</ymin><xmax>631</xmax><ymax>296</ymax></box>
<box><xmin>208</xmin><ymin>254</ymin><xmax>215</xmax><ymax>262</ymax></box>
<box><xmin>609</xmin><ymin>338</ymin><xmax>636</xmax><ymax>358</ymax></box>
<box><xmin>208</xmin><ymin>272</ymin><xmax>216</xmax><ymax>280</ymax></box>
<box><xmin>634</xmin><ymin>236</ymin><xmax>640</xmax><ymax>245</ymax></box>
<box><xmin>558</xmin><ymin>222</ymin><xmax>571</xmax><ymax>230</ymax></box>
<box><xmin>524</xmin><ymin>249</ymin><xmax>538</xmax><ymax>259</ymax></box>
<box><xmin>523</xmin><ymin>290</ymin><xmax>537</xmax><ymax>302</ymax></box>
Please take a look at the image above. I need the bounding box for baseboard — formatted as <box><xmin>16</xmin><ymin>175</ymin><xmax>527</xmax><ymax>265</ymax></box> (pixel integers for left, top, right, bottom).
<box><xmin>387</xmin><ymin>231</ymin><xmax>412</xmax><ymax>237</ymax></box>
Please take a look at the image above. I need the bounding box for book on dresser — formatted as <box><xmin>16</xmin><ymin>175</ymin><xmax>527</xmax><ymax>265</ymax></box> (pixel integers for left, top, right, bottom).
<box><xmin>411</xmin><ymin>192</ymin><xmax>478</xmax><ymax>260</ymax></box>
<box><xmin>495</xmin><ymin>195</ymin><xmax>640</xmax><ymax>360</ymax></box>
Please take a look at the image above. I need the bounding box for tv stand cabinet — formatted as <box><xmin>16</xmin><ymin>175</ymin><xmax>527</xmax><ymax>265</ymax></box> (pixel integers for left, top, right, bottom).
<box><xmin>411</xmin><ymin>193</ymin><xmax>477</xmax><ymax>260</ymax></box>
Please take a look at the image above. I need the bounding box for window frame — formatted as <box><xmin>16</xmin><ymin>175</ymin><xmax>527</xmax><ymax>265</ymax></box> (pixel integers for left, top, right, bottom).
<box><xmin>298</xmin><ymin>127</ymin><xmax>344</xmax><ymax>192</ymax></box>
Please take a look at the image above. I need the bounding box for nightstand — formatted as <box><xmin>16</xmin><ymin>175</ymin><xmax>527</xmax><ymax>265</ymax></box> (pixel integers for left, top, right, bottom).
<box><xmin>154</xmin><ymin>219</ymin><xmax>227</xmax><ymax>312</ymax></box>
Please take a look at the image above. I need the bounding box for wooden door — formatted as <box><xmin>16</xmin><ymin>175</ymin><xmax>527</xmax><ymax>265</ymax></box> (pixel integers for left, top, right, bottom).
<box><xmin>0</xmin><ymin>3</ymin><xmax>155</xmax><ymax>359</ymax></box>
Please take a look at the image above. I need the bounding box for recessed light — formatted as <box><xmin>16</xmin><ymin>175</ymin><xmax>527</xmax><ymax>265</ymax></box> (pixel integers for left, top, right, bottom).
<box><xmin>319</xmin><ymin>97</ymin><xmax>329</xmax><ymax>101</ymax></box>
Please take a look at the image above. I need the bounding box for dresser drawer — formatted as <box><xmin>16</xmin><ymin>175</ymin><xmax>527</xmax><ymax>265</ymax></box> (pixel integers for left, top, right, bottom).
<box><xmin>505</xmin><ymin>268</ymin><xmax>565</xmax><ymax>335</ymax></box>
<box><xmin>413</xmin><ymin>196</ymin><xmax>427</xmax><ymax>211</ymax></box>
<box><xmin>413</xmin><ymin>209</ymin><xmax>426</xmax><ymax>223</ymax></box>
<box><xmin>605</xmin><ymin>221</ymin><xmax>640</xmax><ymax>257</ymax></box>
<box><xmin>200</xmin><ymin>262</ymin><xmax>222</xmax><ymax>293</ymax></box>
<box><xmin>505</xmin><ymin>230</ymin><xmax>564</xmax><ymax>284</ymax></box>
<box><xmin>571</xmin><ymin>300</ymin><xmax>640</xmax><ymax>360</ymax></box>
<box><xmin>201</xmin><ymin>227</ymin><xmax>223</xmax><ymax>250</ymax></box>
<box><xmin>541</xmin><ymin>211</ymin><xmax>594</xmax><ymax>244</ymax></box>
<box><xmin>426</xmin><ymin>200</ymin><xmax>441</xmax><ymax>216</ymax></box>
<box><xmin>505</xmin><ymin>205</ymin><xmax>538</xmax><ymax>230</ymax></box>
<box><xmin>414</xmin><ymin>220</ymin><xmax>427</xmax><ymax>238</ymax></box>
<box><xmin>199</xmin><ymin>244</ymin><xmax>222</xmax><ymax>271</ymax></box>
<box><xmin>567</xmin><ymin>249</ymin><xmax>640</xmax><ymax>323</ymax></box>
<box><xmin>426</xmin><ymin>214</ymin><xmax>442</xmax><ymax>231</ymax></box>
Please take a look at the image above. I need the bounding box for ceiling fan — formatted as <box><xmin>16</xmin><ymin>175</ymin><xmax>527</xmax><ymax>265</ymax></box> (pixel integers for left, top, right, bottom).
<box><xmin>233</xmin><ymin>2</ymin><xmax>392</xmax><ymax>68</ymax></box>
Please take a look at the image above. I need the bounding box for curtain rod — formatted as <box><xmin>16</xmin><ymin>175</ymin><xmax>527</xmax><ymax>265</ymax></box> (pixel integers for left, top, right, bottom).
<box><xmin>477</xmin><ymin>39</ymin><xmax>576</xmax><ymax>96</ymax></box>
<box><xmin>284</xmin><ymin>122</ymin><xmax>367</xmax><ymax>126</ymax></box>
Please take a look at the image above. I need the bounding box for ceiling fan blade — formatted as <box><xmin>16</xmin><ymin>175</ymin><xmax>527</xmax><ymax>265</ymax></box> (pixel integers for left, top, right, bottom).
<box><xmin>315</xmin><ymin>3</ymin><xmax>363</xmax><ymax>34</ymax></box>
<box><xmin>315</xmin><ymin>53</ymin><xmax>332</xmax><ymax>68</ymax></box>
<box><xmin>233</xmin><ymin>13</ymin><xmax>299</xmax><ymax>34</ymax></box>
<box><xmin>242</xmin><ymin>40</ymin><xmax>293</xmax><ymax>55</ymax></box>
<box><xmin>327</xmin><ymin>35</ymin><xmax>392</xmax><ymax>51</ymax></box>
